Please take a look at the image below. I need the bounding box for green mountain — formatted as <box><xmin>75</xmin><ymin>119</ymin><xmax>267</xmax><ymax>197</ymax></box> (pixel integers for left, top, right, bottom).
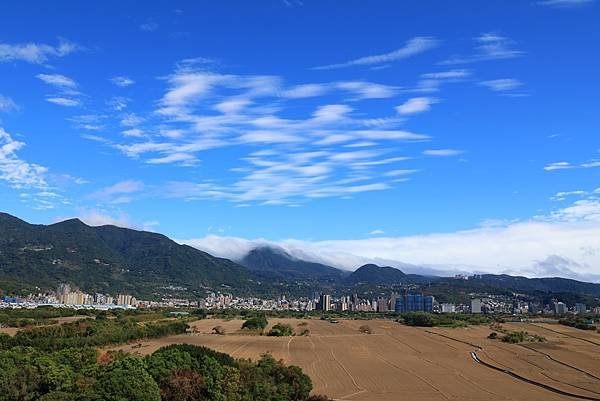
<box><xmin>0</xmin><ymin>213</ymin><xmax>266</xmax><ymax>298</ymax></box>
<box><xmin>344</xmin><ymin>264</ymin><xmax>406</xmax><ymax>285</ymax></box>
<box><xmin>240</xmin><ymin>246</ymin><xmax>346</xmax><ymax>282</ymax></box>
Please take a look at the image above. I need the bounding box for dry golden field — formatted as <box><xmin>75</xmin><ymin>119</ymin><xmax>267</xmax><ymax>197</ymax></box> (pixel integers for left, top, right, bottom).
<box><xmin>110</xmin><ymin>318</ymin><xmax>600</xmax><ymax>401</ymax></box>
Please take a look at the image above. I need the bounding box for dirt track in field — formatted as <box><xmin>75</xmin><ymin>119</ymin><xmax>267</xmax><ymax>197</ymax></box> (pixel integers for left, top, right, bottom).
<box><xmin>109</xmin><ymin>318</ymin><xmax>600</xmax><ymax>401</ymax></box>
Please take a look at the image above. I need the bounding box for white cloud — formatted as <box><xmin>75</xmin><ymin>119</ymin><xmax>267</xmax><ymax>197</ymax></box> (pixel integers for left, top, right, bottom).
<box><xmin>46</xmin><ymin>97</ymin><xmax>81</xmax><ymax>107</ymax></box>
<box><xmin>110</xmin><ymin>76</ymin><xmax>135</xmax><ymax>87</ymax></box>
<box><xmin>545</xmin><ymin>199</ymin><xmax>600</xmax><ymax>222</ymax></box>
<box><xmin>120</xmin><ymin>113</ymin><xmax>144</xmax><ymax>127</ymax></box>
<box><xmin>73</xmin><ymin>209</ymin><xmax>136</xmax><ymax>228</ymax></box>
<box><xmin>0</xmin><ymin>39</ymin><xmax>79</xmax><ymax>64</ymax></box>
<box><xmin>313</xmin><ymin>36</ymin><xmax>439</xmax><ymax>70</ymax></box>
<box><xmin>551</xmin><ymin>190</ymin><xmax>587</xmax><ymax>201</ymax></box>
<box><xmin>282</xmin><ymin>83</ymin><xmax>329</xmax><ymax>98</ymax></box>
<box><xmin>544</xmin><ymin>161</ymin><xmax>573</xmax><ymax>171</ymax></box>
<box><xmin>90</xmin><ymin>179</ymin><xmax>145</xmax><ymax>204</ymax></box>
<box><xmin>479</xmin><ymin>78</ymin><xmax>523</xmax><ymax>92</ymax></box>
<box><xmin>183</xmin><ymin>199</ymin><xmax>600</xmax><ymax>281</ymax></box>
<box><xmin>335</xmin><ymin>81</ymin><xmax>398</xmax><ymax>99</ymax></box>
<box><xmin>545</xmin><ymin>159</ymin><xmax>600</xmax><ymax>171</ymax></box>
<box><xmin>423</xmin><ymin>149</ymin><xmax>464</xmax><ymax>157</ymax></box>
<box><xmin>37</xmin><ymin>73</ymin><xmax>81</xmax><ymax>106</ymax></box>
<box><xmin>421</xmin><ymin>70</ymin><xmax>471</xmax><ymax>80</ymax></box>
<box><xmin>140</xmin><ymin>20</ymin><xmax>159</xmax><ymax>31</ymax></box>
<box><xmin>396</xmin><ymin>97</ymin><xmax>436</xmax><ymax>115</ymax></box>
<box><xmin>442</xmin><ymin>33</ymin><xmax>524</xmax><ymax>65</ymax></box>
<box><xmin>0</xmin><ymin>127</ymin><xmax>48</xmax><ymax>189</ymax></box>
<box><xmin>37</xmin><ymin>73</ymin><xmax>77</xmax><ymax>89</ymax></box>
<box><xmin>89</xmin><ymin>62</ymin><xmax>458</xmax><ymax>204</ymax></box>
<box><xmin>539</xmin><ymin>0</ymin><xmax>594</xmax><ymax>6</ymax></box>
<box><xmin>369</xmin><ymin>229</ymin><xmax>385</xmax><ymax>235</ymax></box>
<box><xmin>0</xmin><ymin>95</ymin><xmax>18</xmax><ymax>112</ymax></box>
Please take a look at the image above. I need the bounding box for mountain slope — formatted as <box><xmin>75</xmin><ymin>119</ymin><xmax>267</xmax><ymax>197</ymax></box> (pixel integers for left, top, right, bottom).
<box><xmin>344</xmin><ymin>264</ymin><xmax>406</xmax><ymax>285</ymax></box>
<box><xmin>239</xmin><ymin>246</ymin><xmax>345</xmax><ymax>282</ymax></box>
<box><xmin>0</xmin><ymin>213</ymin><xmax>264</xmax><ymax>297</ymax></box>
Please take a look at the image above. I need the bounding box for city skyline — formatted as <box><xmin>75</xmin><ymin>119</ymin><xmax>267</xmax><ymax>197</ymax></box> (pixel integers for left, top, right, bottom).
<box><xmin>1</xmin><ymin>1</ymin><xmax>599</xmax><ymax>280</ymax></box>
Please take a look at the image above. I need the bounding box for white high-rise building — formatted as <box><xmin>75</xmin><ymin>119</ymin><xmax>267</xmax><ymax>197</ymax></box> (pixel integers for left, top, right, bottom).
<box><xmin>471</xmin><ymin>298</ymin><xmax>482</xmax><ymax>314</ymax></box>
<box><xmin>554</xmin><ymin>301</ymin><xmax>567</xmax><ymax>315</ymax></box>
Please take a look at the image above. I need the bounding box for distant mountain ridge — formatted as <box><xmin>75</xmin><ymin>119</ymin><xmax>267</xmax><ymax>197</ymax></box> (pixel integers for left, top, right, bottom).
<box><xmin>2</xmin><ymin>212</ymin><xmax>600</xmax><ymax>301</ymax></box>
<box><xmin>0</xmin><ymin>212</ymin><xmax>264</xmax><ymax>297</ymax></box>
<box><xmin>240</xmin><ymin>246</ymin><xmax>346</xmax><ymax>282</ymax></box>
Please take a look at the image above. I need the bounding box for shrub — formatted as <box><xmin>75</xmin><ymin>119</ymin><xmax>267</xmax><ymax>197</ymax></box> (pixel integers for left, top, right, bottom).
<box><xmin>267</xmin><ymin>323</ymin><xmax>294</xmax><ymax>337</ymax></box>
<box><xmin>212</xmin><ymin>326</ymin><xmax>225</xmax><ymax>335</ymax></box>
<box><xmin>359</xmin><ymin>325</ymin><xmax>373</xmax><ymax>334</ymax></box>
<box><xmin>241</xmin><ymin>316</ymin><xmax>268</xmax><ymax>331</ymax></box>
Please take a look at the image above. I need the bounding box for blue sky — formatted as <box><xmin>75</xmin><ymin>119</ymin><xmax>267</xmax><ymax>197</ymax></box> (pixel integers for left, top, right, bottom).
<box><xmin>1</xmin><ymin>1</ymin><xmax>600</xmax><ymax>278</ymax></box>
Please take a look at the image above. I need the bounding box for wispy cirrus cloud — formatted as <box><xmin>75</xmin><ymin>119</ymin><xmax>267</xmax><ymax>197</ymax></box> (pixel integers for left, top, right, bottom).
<box><xmin>442</xmin><ymin>33</ymin><xmax>524</xmax><ymax>65</ymax></box>
<box><xmin>110</xmin><ymin>76</ymin><xmax>135</xmax><ymax>87</ymax></box>
<box><xmin>82</xmin><ymin>60</ymin><xmax>467</xmax><ymax>205</ymax></box>
<box><xmin>545</xmin><ymin>159</ymin><xmax>600</xmax><ymax>171</ymax></box>
<box><xmin>37</xmin><ymin>73</ymin><xmax>82</xmax><ymax>107</ymax></box>
<box><xmin>539</xmin><ymin>0</ymin><xmax>594</xmax><ymax>6</ymax></box>
<box><xmin>479</xmin><ymin>78</ymin><xmax>523</xmax><ymax>92</ymax></box>
<box><xmin>0</xmin><ymin>39</ymin><xmax>79</xmax><ymax>64</ymax></box>
<box><xmin>313</xmin><ymin>36</ymin><xmax>439</xmax><ymax>70</ymax></box>
<box><xmin>90</xmin><ymin>179</ymin><xmax>145</xmax><ymax>204</ymax></box>
<box><xmin>396</xmin><ymin>97</ymin><xmax>436</xmax><ymax>115</ymax></box>
<box><xmin>0</xmin><ymin>95</ymin><xmax>18</xmax><ymax>112</ymax></box>
<box><xmin>423</xmin><ymin>149</ymin><xmax>464</xmax><ymax>157</ymax></box>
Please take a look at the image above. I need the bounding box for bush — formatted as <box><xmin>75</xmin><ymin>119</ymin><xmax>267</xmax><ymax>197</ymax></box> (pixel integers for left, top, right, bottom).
<box><xmin>488</xmin><ymin>332</ymin><xmax>498</xmax><ymax>339</ymax></box>
<box><xmin>241</xmin><ymin>316</ymin><xmax>268</xmax><ymax>331</ymax></box>
<box><xmin>359</xmin><ymin>325</ymin><xmax>373</xmax><ymax>334</ymax></box>
<box><xmin>212</xmin><ymin>326</ymin><xmax>226</xmax><ymax>335</ymax></box>
<box><xmin>267</xmin><ymin>323</ymin><xmax>294</xmax><ymax>337</ymax></box>
<box><xmin>402</xmin><ymin>313</ymin><xmax>436</xmax><ymax>327</ymax></box>
<box><xmin>559</xmin><ymin>318</ymin><xmax>596</xmax><ymax>331</ymax></box>
<box><xmin>501</xmin><ymin>331</ymin><xmax>546</xmax><ymax>344</ymax></box>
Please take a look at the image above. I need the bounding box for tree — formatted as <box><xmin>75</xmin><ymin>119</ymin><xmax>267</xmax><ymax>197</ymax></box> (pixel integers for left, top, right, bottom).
<box><xmin>94</xmin><ymin>356</ymin><xmax>161</xmax><ymax>401</ymax></box>
<box><xmin>241</xmin><ymin>316</ymin><xmax>268</xmax><ymax>331</ymax></box>
<box><xmin>146</xmin><ymin>347</ymin><xmax>195</xmax><ymax>383</ymax></box>
<box><xmin>160</xmin><ymin>369</ymin><xmax>205</xmax><ymax>401</ymax></box>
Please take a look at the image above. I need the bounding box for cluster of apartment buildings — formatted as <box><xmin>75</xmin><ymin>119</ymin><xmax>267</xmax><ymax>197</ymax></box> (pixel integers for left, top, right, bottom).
<box><xmin>315</xmin><ymin>291</ymin><xmax>436</xmax><ymax>313</ymax></box>
<box><xmin>469</xmin><ymin>297</ymin><xmax>599</xmax><ymax>315</ymax></box>
<box><xmin>1</xmin><ymin>284</ymin><xmax>139</xmax><ymax>309</ymax></box>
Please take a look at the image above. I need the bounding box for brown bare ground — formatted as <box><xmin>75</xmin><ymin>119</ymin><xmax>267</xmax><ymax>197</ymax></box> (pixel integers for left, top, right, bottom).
<box><xmin>109</xmin><ymin>318</ymin><xmax>600</xmax><ymax>401</ymax></box>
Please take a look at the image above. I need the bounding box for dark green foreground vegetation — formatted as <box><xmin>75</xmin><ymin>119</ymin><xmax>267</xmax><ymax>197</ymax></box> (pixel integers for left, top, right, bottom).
<box><xmin>0</xmin><ymin>309</ymin><xmax>330</xmax><ymax>401</ymax></box>
<box><xmin>559</xmin><ymin>316</ymin><xmax>598</xmax><ymax>331</ymax></box>
<box><xmin>0</xmin><ymin>343</ymin><xmax>321</xmax><ymax>401</ymax></box>
<box><xmin>398</xmin><ymin>312</ymin><xmax>494</xmax><ymax>328</ymax></box>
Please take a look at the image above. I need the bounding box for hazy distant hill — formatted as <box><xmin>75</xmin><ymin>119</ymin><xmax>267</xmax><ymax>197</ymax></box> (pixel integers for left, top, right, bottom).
<box><xmin>240</xmin><ymin>246</ymin><xmax>346</xmax><ymax>282</ymax></box>
<box><xmin>0</xmin><ymin>212</ymin><xmax>264</xmax><ymax>297</ymax></box>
